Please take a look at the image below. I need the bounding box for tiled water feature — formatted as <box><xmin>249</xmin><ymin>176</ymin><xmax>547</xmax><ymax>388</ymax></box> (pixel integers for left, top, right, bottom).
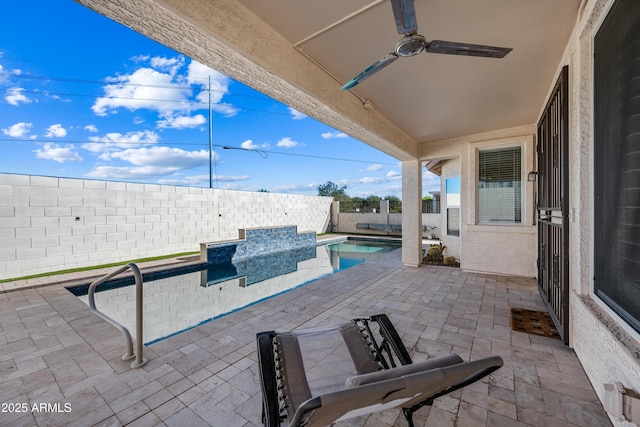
<box><xmin>200</xmin><ymin>225</ymin><xmax>317</xmax><ymax>264</ymax></box>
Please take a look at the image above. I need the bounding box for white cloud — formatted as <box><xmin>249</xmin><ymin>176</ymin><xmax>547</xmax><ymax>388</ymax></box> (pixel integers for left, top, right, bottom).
<box><xmin>272</xmin><ymin>183</ymin><xmax>318</xmax><ymax>195</ymax></box>
<box><xmin>240</xmin><ymin>139</ymin><xmax>259</xmax><ymax>150</ymax></box>
<box><xmin>357</xmin><ymin>170</ymin><xmax>401</xmax><ymax>185</ymax></box>
<box><xmin>45</xmin><ymin>124</ymin><xmax>67</xmax><ymax>138</ymax></box>
<box><xmin>422</xmin><ymin>170</ymin><xmax>441</xmax><ymax>192</ymax></box>
<box><xmin>86</xmin><ymin>146</ymin><xmax>213</xmax><ymax>180</ymax></box>
<box><xmin>187</xmin><ymin>62</ymin><xmax>229</xmax><ymax>103</ymax></box>
<box><xmin>86</xmin><ymin>165</ymin><xmax>172</xmax><ymax>179</ymax></box>
<box><xmin>92</xmin><ymin>67</ymin><xmax>190</xmax><ymax>116</ymax></box>
<box><xmin>34</xmin><ymin>143</ymin><xmax>82</xmax><ymax>163</ymax></box>
<box><xmin>42</xmin><ymin>91</ymin><xmax>71</xmax><ymax>103</ymax></box>
<box><xmin>216</xmin><ymin>174</ymin><xmax>251</xmax><ymax>182</ymax></box>
<box><xmin>321</xmin><ymin>131</ymin><xmax>348</xmax><ymax>139</ymax></box>
<box><xmin>276</xmin><ymin>137</ymin><xmax>300</xmax><ymax>148</ymax></box>
<box><xmin>366</xmin><ymin>164</ymin><xmax>385</xmax><ymax>172</ymax></box>
<box><xmin>149</xmin><ymin>56</ymin><xmax>185</xmax><ymax>74</ymax></box>
<box><xmin>0</xmin><ymin>64</ymin><xmax>23</xmax><ymax>86</ymax></box>
<box><xmin>131</xmin><ymin>54</ymin><xmax>150</xmax><ymax>62</ymax></box>
<box><xmin>82</xmin><ymin>130</ymin><xmax>160</xmax><ymax>153</ymax></box>
<box><xmin>107</xmin><ymin>146</ymin><xmax>209</xmax><ymax>168</ymax></box>
<box><xmin>158</xmin><ymin>173</ymin><xmax>251</xmax><ymax>187</ymax></box>
<box><xmin>92</xmin><ymin>57</ymin><xmax>238</xmax><ymax>126</ymax></box>
<box><xmin>211</xmin><ymin>103</ymin><xmax>239</xmax><ymax>117</ymax></box>
<box><xmin>2</xmin><ymin>122</ymin><xmax>32</xmax><ymax>137</ymax></box>
<box><xmin>84</xmin><ymin>124</ymin><xmax>98</xmax><ymax>133</ymax></box>
<box><xmin>157</xmin><ymin>114</ymin><xmax>206</xmax><ymax>129</ymax></box>
<box><xmin>288</xmin><ymin>107</ymin><xmax>307</xmax><ymax>120</ymax></box>
<box><xmin>358</xmin><ymin>176</ymin><xmax>388</xmax><ymax>184</ymax></box>
<box><xmin>239</xmin><ymin>139</ymin><xmax>268</xmax><ymax>150</ymax></box>
<box><xmin>5</xmin><ymin>87</ymin><xmax>31</xmax><ymax>106</ymax></box>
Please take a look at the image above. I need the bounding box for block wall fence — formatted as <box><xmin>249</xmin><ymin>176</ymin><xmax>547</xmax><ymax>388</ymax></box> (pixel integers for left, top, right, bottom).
<box><xmin>0</xmin><ymin>173</ymin><xmax>332</xmax><ymax>280</ymax></box>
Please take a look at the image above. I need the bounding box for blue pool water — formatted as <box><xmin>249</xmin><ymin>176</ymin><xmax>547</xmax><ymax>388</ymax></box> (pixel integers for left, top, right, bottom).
<box><xmin>68</xmin><ymin>238</ymin><xmax>400</xmax><ymax>344</ymax></box>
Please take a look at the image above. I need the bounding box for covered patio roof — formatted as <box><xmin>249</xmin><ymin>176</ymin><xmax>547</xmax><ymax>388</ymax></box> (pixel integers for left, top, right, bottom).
<box><xmin>76</xmin><ymin>0</ymin><xmax>581</xmax><ymax>161</ymax></box>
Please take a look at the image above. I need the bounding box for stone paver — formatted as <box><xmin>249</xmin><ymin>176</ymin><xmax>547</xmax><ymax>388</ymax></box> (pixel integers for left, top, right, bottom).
<box><xmin>0</xmin><ymin>249</ymin><xmax>611</xmax><ymax>426</ymax></box>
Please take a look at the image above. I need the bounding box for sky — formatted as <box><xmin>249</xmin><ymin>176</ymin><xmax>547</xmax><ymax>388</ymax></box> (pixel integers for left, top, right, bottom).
<box><xmin>0</xmin><ymin>1</ymin><xmax>440</xmax><ymax>198</ymax></box>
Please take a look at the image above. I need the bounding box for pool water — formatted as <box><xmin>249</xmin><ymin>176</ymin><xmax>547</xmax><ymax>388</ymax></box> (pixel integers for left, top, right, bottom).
<box><xmin>70</xmin><ymin>238</ymin><xmax>400</xmax><ymax>344</ymax></box>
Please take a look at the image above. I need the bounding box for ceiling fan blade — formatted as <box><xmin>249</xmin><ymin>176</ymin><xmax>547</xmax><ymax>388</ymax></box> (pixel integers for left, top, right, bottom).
<box><xmin>427</xmin><ymin>40</ymin><xmax>512</xmax><ymax>58</ymax></box>
<box><xmin>341</xmin><ymin>53</ymin><xmax>399</xmax><ymax>90</ymax></box>
<box><xmin>390</xmin><ymin>0</ymin><xmax>418</xmax><ymax>34</ymax></box>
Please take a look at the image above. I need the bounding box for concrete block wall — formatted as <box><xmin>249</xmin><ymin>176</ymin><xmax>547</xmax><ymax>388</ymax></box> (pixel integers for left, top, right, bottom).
<box><xmin>334</xmin><ymin>212</ymin><xmax>441</xmax><ymax>238</ymax></box>
<box><xmin>0</xmin><ymin>173</ymin><xmax>332</xmax><ymax>280</ymax></box>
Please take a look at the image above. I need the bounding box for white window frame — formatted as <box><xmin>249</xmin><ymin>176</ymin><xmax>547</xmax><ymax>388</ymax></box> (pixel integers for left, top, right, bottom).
<box><xmin>475</xmin><ymin>144</ymin><xmax>524</xmax><ymax>226</ymax></box>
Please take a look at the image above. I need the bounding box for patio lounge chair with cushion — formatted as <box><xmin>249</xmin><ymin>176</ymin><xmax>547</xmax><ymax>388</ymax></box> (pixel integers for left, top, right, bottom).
<box><xmin>256</xmin><ymin>314</ymin><xmax>503</xmax><ymax>427</ymax></box>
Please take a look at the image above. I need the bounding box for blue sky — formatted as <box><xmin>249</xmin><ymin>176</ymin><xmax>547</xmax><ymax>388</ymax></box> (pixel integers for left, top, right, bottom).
<box><xmin>0</xmin><ymin>1</ymin><xmax>440</xmax><ymax>198</ymax></box>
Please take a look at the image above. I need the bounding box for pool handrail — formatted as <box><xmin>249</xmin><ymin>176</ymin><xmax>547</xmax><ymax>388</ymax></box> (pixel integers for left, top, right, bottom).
<box><xmin>87</xmin><ymin>263</ymin><xmax>147</xmax><ymax>368</ymax></box>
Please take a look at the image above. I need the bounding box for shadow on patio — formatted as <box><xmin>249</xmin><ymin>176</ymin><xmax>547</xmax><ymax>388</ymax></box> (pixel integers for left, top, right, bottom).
<box><xmin>0</xmin><ymin>249</ymin><xmax>610</xmax><ymax>426</ymax></box>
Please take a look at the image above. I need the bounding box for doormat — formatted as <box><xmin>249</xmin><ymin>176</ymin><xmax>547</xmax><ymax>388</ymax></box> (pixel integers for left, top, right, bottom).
<box><xmin>510</xmin><ymin>308</ymin><xmax>560</xmax><ymax>339</ymax></box>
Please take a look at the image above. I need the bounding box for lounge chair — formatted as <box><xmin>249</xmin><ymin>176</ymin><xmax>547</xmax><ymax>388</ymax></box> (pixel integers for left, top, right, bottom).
<box><xmin>256</xmin><ymin>314</ymin><xmax>503</xmax><ymax>427</ymax></box>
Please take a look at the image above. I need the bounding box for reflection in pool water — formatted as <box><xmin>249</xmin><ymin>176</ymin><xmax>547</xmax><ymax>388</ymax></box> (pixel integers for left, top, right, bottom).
<box><xmin>72</xmin><ymin>239</ymin><xmax>400</xmax><ymax>344</ymax></box>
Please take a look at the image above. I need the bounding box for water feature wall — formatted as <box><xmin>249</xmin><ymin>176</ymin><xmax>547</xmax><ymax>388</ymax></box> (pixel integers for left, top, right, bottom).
<box><xmin>200</xmin><ymin>225</ymin><xmax>316</xmax><ymax>265</ymax></box>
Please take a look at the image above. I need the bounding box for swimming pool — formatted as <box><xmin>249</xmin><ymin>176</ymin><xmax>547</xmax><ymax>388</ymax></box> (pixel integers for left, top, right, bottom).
<box><xmin>68</xmin><ymin>238</ymin><xmax>400</xmax><ymax>344</ymax></box>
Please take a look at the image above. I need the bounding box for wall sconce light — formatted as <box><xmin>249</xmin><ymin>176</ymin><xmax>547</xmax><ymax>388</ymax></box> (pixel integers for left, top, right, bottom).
<box><xmin>528</xmin><ymin>171</ymin><xmax>538</xmax><ymax>182</ymax></box>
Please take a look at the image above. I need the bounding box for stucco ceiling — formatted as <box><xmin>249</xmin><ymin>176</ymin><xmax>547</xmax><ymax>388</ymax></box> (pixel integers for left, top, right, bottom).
<box><xmin>77</xmin><ymin>0</ymin><xmax>581</xmax><ymax>160</ymax></box>
<box><xmin>238</xmin><ymin>0</ymin><xmax>580</xmax><ymax>143</ymax></box>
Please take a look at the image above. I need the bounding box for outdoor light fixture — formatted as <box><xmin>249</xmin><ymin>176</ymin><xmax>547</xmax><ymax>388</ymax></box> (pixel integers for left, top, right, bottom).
<box><xmin>528</xmin><ymin>171</ymin><xmax>538</xmax><ymax>182</ymax></box>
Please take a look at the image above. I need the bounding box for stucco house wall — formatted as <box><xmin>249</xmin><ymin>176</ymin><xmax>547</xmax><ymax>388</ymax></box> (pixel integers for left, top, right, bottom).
<box><xmin>420</xmin><ymin>129</ymin><xmax>538</xmax><ymax>278</ymax></box>
<box><xmin>0</xmin><ymin>173</ymin><xmax>332</xmax><ymax>280</ymax></box>
<box><xmin>560</xmin><ymin>0</ymin><xmax>640</xmax><ymax>424</ymax></box>
<box><xmin>438</xmin><ymin>159</ymin><xmax>461</xmax><ymax>262</ymax></box>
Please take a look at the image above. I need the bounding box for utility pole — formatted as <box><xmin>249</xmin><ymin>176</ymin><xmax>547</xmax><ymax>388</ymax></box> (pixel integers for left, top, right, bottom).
<box><xmin>208</xmin><ymin>75</ymin><xmax>213</xmax><ymax>189</ymax></box>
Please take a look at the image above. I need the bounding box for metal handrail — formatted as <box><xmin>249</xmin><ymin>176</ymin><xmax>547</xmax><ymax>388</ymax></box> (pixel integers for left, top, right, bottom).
<box><xmin>87</xmin><ymin>263</ymin><xmax>147</xmax><ymax>368</ymax></box>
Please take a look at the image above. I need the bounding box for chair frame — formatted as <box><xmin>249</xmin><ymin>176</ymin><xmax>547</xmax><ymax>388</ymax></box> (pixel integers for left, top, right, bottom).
<box><xmin>256</xmin><ymin>314</ymin><xmax>501</xmax><ymax>427</ymax></box>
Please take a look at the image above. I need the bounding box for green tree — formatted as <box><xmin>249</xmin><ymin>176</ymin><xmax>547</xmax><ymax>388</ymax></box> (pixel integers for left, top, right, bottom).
<box><xmin>366</xmin><ymin>195</ymin><xmax>381</xmax><ymax>204</ymax></box>
<box><xmin>351</xmin><ymin>196</ymin><xmax>366</xmax><ymax>211</ymax></box>
<box><xmin>384</xmin><ymin>195</ymin><xmax>402</xmax><ymax>213</ymax></box>
<box><xmin>317</xmin><ymin>181</ymin><xmax>349</xmax><ymax>201</ymax></box>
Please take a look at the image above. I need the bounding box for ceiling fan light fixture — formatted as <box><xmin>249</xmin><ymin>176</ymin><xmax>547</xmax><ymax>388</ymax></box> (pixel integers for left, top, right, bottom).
<box><xmin>395</xmin><ymin>34</ymin><xmax>427</xmax><ymax>57</ymax></box>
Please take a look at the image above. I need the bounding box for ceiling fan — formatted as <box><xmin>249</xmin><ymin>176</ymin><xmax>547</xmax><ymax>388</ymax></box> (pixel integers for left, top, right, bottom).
<box><xmin>341</xmin><ymin>0</ymin><xmax>512</xmax><ymax>90</ymax></box>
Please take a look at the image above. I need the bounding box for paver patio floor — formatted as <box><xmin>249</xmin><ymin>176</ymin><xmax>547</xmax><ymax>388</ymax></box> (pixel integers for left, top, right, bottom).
<box><xmin>0</xmin><ymin>249</ymin><xmax>611</xmax><ymax>426</ymax></box>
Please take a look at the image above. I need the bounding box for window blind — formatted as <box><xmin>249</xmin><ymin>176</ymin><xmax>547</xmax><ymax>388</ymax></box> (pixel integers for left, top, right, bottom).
<box><xmin>478</xmin><ymin>147</ymin><xmax>522</xmax><ymax>224</ymax></box>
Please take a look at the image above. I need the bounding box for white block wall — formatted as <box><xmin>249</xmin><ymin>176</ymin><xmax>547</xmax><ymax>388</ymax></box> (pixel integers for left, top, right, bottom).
<box><xmin>0</xmin><ymin>173</ymin><xmax>332</xmax><ymax>280</ymax></box>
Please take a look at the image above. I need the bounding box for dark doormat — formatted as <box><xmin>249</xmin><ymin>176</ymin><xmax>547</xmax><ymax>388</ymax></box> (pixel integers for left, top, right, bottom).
<box><xmin>510</xmin><ymin>308</ymin><xmax>561</xmax><ymax>339</ymax></box>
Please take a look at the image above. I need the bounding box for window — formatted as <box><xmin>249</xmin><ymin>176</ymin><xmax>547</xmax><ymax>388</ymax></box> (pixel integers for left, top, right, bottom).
<box><xmin>446</xmin><ymin>177</ymin><xmax>460</xmax><ymax>236</ymax></box>
<box><xmin>593</xmin><ymin>0</ymin><xmax>640</xmax><ymax>332</ymax></box>
<box><xmin>477</xmin><ymin>147</ymin><xmax>522</xmax><ymax>224</ymax></box>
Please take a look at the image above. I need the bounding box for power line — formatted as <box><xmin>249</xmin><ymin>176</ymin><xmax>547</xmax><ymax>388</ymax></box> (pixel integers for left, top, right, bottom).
<box><xmin>12</xmin><ymin>88</ymin><xmax>294</xmax><ymax>117</ymax></box>
<box><xmin>1</xmin><ymin>70</ymin><xmax>278</xmax><ymax>103</ymax></box>
<box><xmin>0</xmin><ymin>137</ymin><xmax>207</xmax><ymax>147</ymax></box>
<box><xmin>3</xmin><ymin>79</ymin><xmax>295</xmax><ymax>117</ymax></box>
<box><xmin>1</xmin><ymin>71</ymin><xmax>191</xmax><ymax>90</ymax></box>
<box><xmin>0</xmin><ymin>138</ymin><xmax>396</xmax><ymax>166</ymax></box>
<box><xmin>216</xmin><ymin>144</ymin><xmax>396</xmax><ymax>165</ymax></box>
